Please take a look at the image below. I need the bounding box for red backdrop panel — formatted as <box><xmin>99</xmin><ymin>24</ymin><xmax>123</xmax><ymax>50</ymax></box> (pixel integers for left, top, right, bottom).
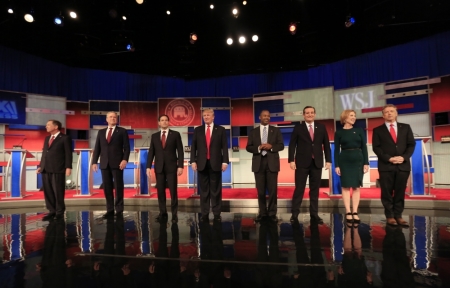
<box><xmin>434</xmin><ymin>126</ymin><xmax>450</xmax><ymax>142</ymax></box>
<box><xmin>320</xmin><ymin>119</ymin><xmax>335</xmax><ymax>141</ymax></box>
<box><xmin>231</xmin><ymin>99</ymin><xmax>254</xmax><ymax>126</ymax></box>
<box><xmin>4</xmin><ymin>126</ymin><xmax>51</xmax><ymax>151</ymax></box>
<box><xmin>367</xmin><ymin>117</ymin><xmax>385</xmax><ymax>144</ymax></box>
<box><xmin>239</xmin><ymin>137</ymin><xmax>248</xmax><ymax>149</ymax></box>
<box><xmin>430</xmin><ymin>76</ymin><xmax>450</xmax><ymax>113</ymax></box>
<box><xmin>120</xmin><ymin>102</ymin><xmax>158</xmax><ymax>129</ymax></box>
<box><xmin>158</xmin><ymin>98</ymin><xmax>202</xmax><ymax>127</ymax></box>
<box><xmin>66</xmin><ymin>102</ymin><xmax>89</xmax><ymax>130</ymax></box>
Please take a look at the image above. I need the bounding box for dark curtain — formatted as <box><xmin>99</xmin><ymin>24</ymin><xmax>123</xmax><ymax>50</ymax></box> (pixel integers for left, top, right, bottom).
<box><xmin>0</xmin><ymin>31</ymin><xmax>449</xmax><ymax>101</ymax></box>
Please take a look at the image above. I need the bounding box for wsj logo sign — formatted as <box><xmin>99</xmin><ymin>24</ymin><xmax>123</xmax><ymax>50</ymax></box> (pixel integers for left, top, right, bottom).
<box><xmin>340</xmin><ymin>90</ymin><xmax>375</xmax><ymax>110</ymax></box>
<box><xmin>0</xmin><ymin>101</ymin><xmax>18</xmax><ymax>119</ymax></box>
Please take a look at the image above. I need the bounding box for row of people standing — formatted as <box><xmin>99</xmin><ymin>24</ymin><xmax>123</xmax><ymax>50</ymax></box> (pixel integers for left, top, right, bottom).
<box><xmin>38</xmin><ymin>105</ymin><xmax>415</xmax><ymax>229</ymax></box>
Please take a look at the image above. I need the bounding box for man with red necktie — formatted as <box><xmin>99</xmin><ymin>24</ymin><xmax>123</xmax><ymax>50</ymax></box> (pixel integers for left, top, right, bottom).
<box><xmin>146</xmin><ymin>115</ymin><xmax>184</xmax><ymax>223</ymax></box>
<box><xmin>372</xmin><ymin>104</ymin><xmax>415</xmax><ymax>227</ymax></box>
<box><xmin>190</xmin><ymin>109</ymin><xmax>229</xmax><ymax>222</ymax></box>
<box><xmin>37</xmin><ymin>120</ymin><xmax>72</xmax><ymax>221</ymax></box>
<box><xmin>92</xmin><ymin>111</ymin><xmax>130</xmax><ymax>219</ymax></box>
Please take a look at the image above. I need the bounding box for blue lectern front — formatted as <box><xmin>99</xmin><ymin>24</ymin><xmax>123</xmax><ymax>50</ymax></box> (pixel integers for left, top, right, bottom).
<box><xmin>409</xmin><ymin>137</ymin><xmax>433</xmax><ymax>196</ymax></box>
<box><xmin>74</xmin><ymin>148</ymin><xmax>94</xmax><ymax>196</ymax></box>
<box><xmin>135</xmin><ymin>147</ymin><xmax>153</xmax><ymax>196</ymax></box>
<box><xmin>3</xmin><ymin>149</ymin><xmax>33</xmax><ymax>199</ymax></box>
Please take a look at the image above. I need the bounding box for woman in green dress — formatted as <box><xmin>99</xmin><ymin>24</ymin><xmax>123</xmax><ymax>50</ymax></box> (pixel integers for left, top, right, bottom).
<box><xmin>334</xmin><ymin>110</ymin><xmax>369</xmax><ymax>223</ymax></box>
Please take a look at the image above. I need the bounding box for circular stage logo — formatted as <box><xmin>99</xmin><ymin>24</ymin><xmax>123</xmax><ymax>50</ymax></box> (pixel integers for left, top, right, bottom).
<box><xmin>165</xmin><ymin>99</ymin><xmax>195</xmax><ymax>126</ymax></box>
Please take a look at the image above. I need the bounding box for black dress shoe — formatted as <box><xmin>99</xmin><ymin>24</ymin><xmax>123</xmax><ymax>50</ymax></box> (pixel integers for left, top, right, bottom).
<box><xmin>155</xmin><ymin>213</ymin><xmax>167</xmax><ymax>220</ymax></box>
<box><xmin>213</xmin><ymin>215</ymin><xmax>222</xmax><ymax>222</ymax></box>
<box><xmin>102</xmin><ymin>212</ymin><xmax>114</xmax><ymax>219</ymax></box>
<box><xmin>201</xmin><ymin>214</ymin><xmax>209</xmax><ymax>221</ymax></box>
<box><xmin>115</xmin><ymin>211</ymin><xmax>123</xmax><ymax>217</ymax></box>
<box><xmin>311</xmin><ymin>216</ymin><xmax>324</xmax><ymax>225</ymax></box>
<box><xmin>255</xmin><ymin>215</ymin><xmax>263</xmax><ymax>223</ymax></box>
<box><xmin>54</xmin><ymin>214</ymin><xmax>64</xmax><ymax>220</ymax></box>
<box><xmin>172</xmin><ymin>214</ymin><xmax>178</xmax><ymax>223</ymax></box>
<box><xmin>269</xmin><ymin>215</ymin><xmax>278</xmax><ymax>222</ymax></box>
<box><xmin>290</xmin><ymin>214</ymin><xmax>298</xmax><ymax>223</ymax></box>
<box><xmin>42</xmin><ymin>213</ymin><xmax>55</xmax><ymax>221</ymax></box>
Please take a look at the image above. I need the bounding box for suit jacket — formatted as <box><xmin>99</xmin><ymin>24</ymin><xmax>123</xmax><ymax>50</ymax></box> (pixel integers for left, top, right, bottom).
<box><xmin>190</xmin><ymin>124</ymin><xmax>229</xmax><ymax>172</ymax></box>
<box><xmin>372</xmin><ymin>122</ymin><xmax>415</xmax><ymax>172</ymax></box>
<box><xmin>146</xmin><ymin>129</ymin><xmax>184</xmax><ymax>173</ymax></box>
<box><xmin>246</xmin><ymin>125</ymin><xmax>284</xmax><ymax>173</ymax></box>
<box><xmin>288</xmin><ymin>122</ymin><xmax>332</xmax><ymax>168</ymax></box>
<box><xmin>91</xmin><ymin>126</ymin><xmax>130</xmax><ymax>169</ymax></box>
<box><xmin>39</xmin><ymin>133</ymin><xmax>72</xmax><ymax>173</ymax></box>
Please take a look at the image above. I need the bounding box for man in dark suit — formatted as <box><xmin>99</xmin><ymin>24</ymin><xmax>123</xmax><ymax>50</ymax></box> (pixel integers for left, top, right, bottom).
<box><xmin>92</xmin><ymin>111</ymin><xmax>130</xmax><ymax>218</ymax></box>
<box><xmin>372</xmin><ymin>104</ymin><xmax>415</xmax><ymax>227</ymax></box>
<box><xmin>288</xmin><ymin>106</ymin><xmax>332</xmax><ymax>224</ymax></box>
<box><xmin>246</xmin><ymin>110</ymin><xmax>284</xmax><ymax>222</ymax></box>
<box><xmin>37</xmin><ymin>119</ymin><xmax>72</xmax><ymax>221</ymax></box>
<box><xmin>190</xmin><ymin>108</ymin><xmax>229</xmax><ymax>222</ymax></box>
<box><xmin>146</xmin><ymin>114</ymin><xmax>184</xmax><ymax>222</ymax></box>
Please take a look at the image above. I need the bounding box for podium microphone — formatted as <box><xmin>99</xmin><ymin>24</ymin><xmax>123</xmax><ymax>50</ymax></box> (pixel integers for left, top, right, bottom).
<box><xmin>13</xmin><ymin>138</ymin><xmax>26</xmax><ymax>149</ymax></box>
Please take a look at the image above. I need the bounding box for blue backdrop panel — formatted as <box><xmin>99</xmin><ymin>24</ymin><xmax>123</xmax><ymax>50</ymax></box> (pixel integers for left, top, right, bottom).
<box><xmin>201</xmin><ymin>98</ymin><xmax>231</xmax><ymax>125</ymax></box>
<box><xmin>279</xmin><ymin>127</ymin><xmax>294</xmax><ymax>147</ymax></box>
<box><xmin>0</xmin><ymin>91</ymin><xmax>26</xmax><ymax>125</ymax></box>
<box><xmin>254</xmin><ymin>99</ymin><xmax>284</xmax><ymax>123</ymax></box>
<box><xmin>387</xmin><ymin>94</ymin><xmax>429</xmax><ymax>114</ymax></box>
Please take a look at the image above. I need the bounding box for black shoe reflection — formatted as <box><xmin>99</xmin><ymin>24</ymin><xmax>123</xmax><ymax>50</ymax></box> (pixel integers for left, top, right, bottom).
<box><xmin>255</xmin><ymin>221</ymin><xmax>282</xmax><ymax>288</ymax></box>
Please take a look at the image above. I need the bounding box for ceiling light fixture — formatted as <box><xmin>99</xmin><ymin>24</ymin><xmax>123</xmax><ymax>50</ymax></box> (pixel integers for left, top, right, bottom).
<box><xmin>232</xmin><ymin>8</ymin><xmax>238</xmax><ymax>18</ymax></box>
<box><xmin>252</xmin><ymin>35</ymin><xmax>258</xmax><ymax>42</ymax></box>
<box><xmin>227</xmin><ymin>38</ymin><xmax>233</xmax><ymax>45</ymax></box>
<box><xmin>8</xmin><ymin>8</ymin><xmax>14</xmax><ymax>14</ymax></box>
<box><xmin>69</xmin><ymin>11</ymin><xmax>77</xmax><ymax>19</ymax></box>
<box><xmin>239</xmin><ymin>36</ymin><xmax>246</xmax><ymax>44</ymax></box>
<box><xmin>289</xmin><ymin>22</ymin><xmax>297</xmax><ymax>35</ymax></box>
<box><xmin>136</xmin><ymin>0</ymin><xmax>144</xmax><ymax>4</ymax></box>
<box><xmin>190</xmin><ymin>33</ymin><xmax>198</xmax><ymax>44</ymax></box>
<box><xmin>24</xmin><ymin>13</ymin><xmax>34</xmax><ymax>23</ymax></box>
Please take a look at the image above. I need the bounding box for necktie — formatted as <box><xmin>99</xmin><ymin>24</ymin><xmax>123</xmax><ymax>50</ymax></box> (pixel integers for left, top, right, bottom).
<box><xmin>107</xmin><ymin>128</ymin><xmax>113</xmax><ymax>143</ymax></box>
<box><xmin>390</xmin><ymin>124</ymin><xmax>397</xmax><ymax>143</ymax></box>
<box><xmin>161</xmin><ymin>131</ymin><xmax>166</xmax><ymax>148</ymax></box>
<box><xmin>206</xmin><ymin>125</ymin><xmax>211</xmax><ymax>159</ymax></box>
<box><xmin>48</xmin><ymin>136</ymin><xmax>55</xmax><ymax>147</ymax></box>
<box><xmin>309</xmin><ymin>125</ymin><xmax>314</xmax><ymax>159</ymax></box>
<box><xmin>261</xmin><ymin>126</ymin><xmax>267</xmax><ymax>156</ymax></box>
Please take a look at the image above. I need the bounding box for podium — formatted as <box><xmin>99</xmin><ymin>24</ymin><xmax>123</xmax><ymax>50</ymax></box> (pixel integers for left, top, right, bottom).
<box><xmin>74</xmin><ymin>149</ymin><xmax>95</xmax><ymax>196</ymax></box>
<box><xmin>329</xmin><ymin>142</ymin><xmax>341</xmax><ymax>195</ymax></box>
<box><xmin>409</xmin><ymin>137</ymin><xmax>433</xmax><ymax>196</ymax></box>
<box><xmin>134</xmin><ymin>147</ymin><xmax>154</xmax><ymax>196</ymax></box>
<box><xmin>3</xmin><ymin>149</ymin><xmax>34</xmax><ymax>199</ymax></box>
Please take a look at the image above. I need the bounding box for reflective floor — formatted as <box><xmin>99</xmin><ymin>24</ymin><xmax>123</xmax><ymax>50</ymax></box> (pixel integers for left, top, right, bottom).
<box><xmin>0</xmin><ymin>209</ymin><xmax>449</xmax><ymax>287</ymax></box>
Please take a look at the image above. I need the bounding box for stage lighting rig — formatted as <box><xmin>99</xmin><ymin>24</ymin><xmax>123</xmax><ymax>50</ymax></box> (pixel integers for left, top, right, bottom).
<box><xmin>190</xmin><ymin>33</ymin><xmax>198</xmax><ymax>44</ymax></box>
<box><xmin>345</xmin><ymin>15</ymin><xmax>355</xmax><ymax>28</ymax></box>
<box><xmin>289</xmin><ymin>22</ymin><xmax>297</xmax><ymax>35</ymax></box>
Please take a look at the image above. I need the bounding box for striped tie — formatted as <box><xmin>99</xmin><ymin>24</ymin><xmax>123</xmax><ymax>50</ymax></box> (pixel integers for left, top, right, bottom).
<box><xmin>261</xmin><ymin>126</ymin><xmax>267</xmax><ymax>156</ymax></box>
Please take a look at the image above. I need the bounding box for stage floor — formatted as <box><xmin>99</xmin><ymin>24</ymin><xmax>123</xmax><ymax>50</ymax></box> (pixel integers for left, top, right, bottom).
<box><xmin>0</xmin><ymin>207</ymin><xmax>449</xmax><ymax>287</ymax></box>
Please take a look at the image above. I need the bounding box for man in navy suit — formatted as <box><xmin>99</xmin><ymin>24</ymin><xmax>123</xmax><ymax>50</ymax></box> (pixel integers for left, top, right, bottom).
<box><xmin>372</xmin><ymin>104</ymin><xmax>415</xmax><ymax>227</ymax></box>
<box><xmin>190</xmin><ymin>109</ymin><xmax>229</xmax><ymax>222</ymax></box>
<box><xmin>37</xmin><ymin>119</ymin><xmax>72</xmax><ymax>221</ymax></box>
<box><xmin>246</xmin><ymin>110</ymin><xmax>284</xmax><ymax>222</ymax></box>
<box><xmin>92</xmin><ymin>111</ymin><xmax>130</xmax><ymax>218</ymax></box>
<box><xmin>146</xmin><ymin>115</ymin><xmax>184</xmax><ymax>222</ymax></box>
<box><xmin>288</xmin><ymin>106</ymin><xmax>332</xmax><ymax>224</ymax></box>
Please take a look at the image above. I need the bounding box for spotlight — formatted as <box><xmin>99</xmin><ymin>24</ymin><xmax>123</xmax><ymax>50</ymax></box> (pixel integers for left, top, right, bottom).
<box><xmin>126</xmin><ymin>43</ymin><xmax>135</xmax><ymax>51</ymax></box>
<box><xmin>8</xmin><ymin>8</ymin><xmax>14</xmax><ymax>14</ymax></box>
<box><xmin>190</xmin><ymin>33</ymin><xmax>198</xmax><ymax>44</ymax></box>
<box><xmin>345</xmin><ymin>15</ymin><xmax>355</xmax><ymax>27</ymax></box>
<box><xmin>122</xmin><ymin>16</ymin><xmax>127</xmax><ymax>20</ymax></box>
<box><xmin>239</xmin><ymin>36</ymin><xmax>246</xmax><ymax>44</ymax></box>
<box><xmin>54</xmin><ymin>16</ymin><xmax>64</xmax><ymax>26</ymax></box>
<box><xmin>289</xmin><ymin>22</ymin><xmax>297</xmax><ymax>35</ymax></box>
<box><xmin>210</xmin><ymin>4</ymin><xmax>214</xmax><ymax>9</ymax></box>
<box><xmin>243</xmin><ymin>1</ymin><xmax>247</xmax><ymax>5</ymax></box>
<box><xmin>226</xmin><ymin>38</ymin><xmax>233</xmax><ymax>45</ymax></box>
<box><xmin>136</xmin><ymin>0</ymin><xmax>144</xmax><ymax>4</ymax></box>
<box><xmin>232</xmin><ymin>8</ymin><xmax>238</xmax><ymax>18</ymax></box>
<box><xmin>24</xmin><ymin>13</ymin><xmax>34</xmax><ymax>23</ymax></box>
<box><xmin>69</xmin><ymin>11</ymin><xmax>77</xmax><ymax>19</ymax></box>
<box><xmin>252</xmin><ymin>35</ymin><xmax>258</xmax><ymax>42</ymax></box>
<box><xmin>166</xmin><ymin>10</ymin><xmax>171</xmax><ymax>15</ymax></box>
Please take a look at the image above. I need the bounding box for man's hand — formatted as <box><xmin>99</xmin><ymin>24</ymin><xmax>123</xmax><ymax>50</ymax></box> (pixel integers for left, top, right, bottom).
<box><xmin>119</xmin><ymin>160</ymin><xmax>127</xmax><ymax>170</ymax></box>
<box><xmin>122</xmin><ymin>264</ymin><xmax>130</xmax><ymax>276</ymax></box>
<box><xmin>191</xmin><ymin>163</ymin><xmax>197</xmax><ymax>171</ymax></box>
<box><xmin>363</xmin><ymin>165</ymin><xmax>369</xmax><ymax>173</ymax></box>
<box><xmin>177</xmin><ymin>168</ymin><xmax>183</xmax><ymax>176</ymax></box>
<box><xmin>149</xmin><ymin>262</ymin><xmax>155</xmax><ymax>274</ymax></box>
<box><xmin>66</xmin><ymin>168</ymin><xmax>72</xmax><ymax>176</ymax></box>
<box><xmin>92</xmin><ymin>164</ymin><xmax>98</xmax><ymax>173</ymax></box>
<box><xmin>264</xmin><ymin>143</ymin><xmax>272</xmax><ymax>150</ymax></box>
<box><xmin>36</xmin><ymin>167</ymin><xmax>41</xmax><ymax>174</ymax></box>
<box><xmin>335</xmin><ymin>167</ymin><xmax>341</xmax><ymax>176</ymax></box>
<box><xmin>222</xmin><ymin>164</ymin><xmax>228</xmax><ymax>172</ymax></box>
<box><xmin>290</xmin><ymin>162</ymin><xmax>296</xmax><ymax>170</ymax></box>
<box><xmin>146</xmin><ymin>168</ymin><xmax>151</xmax><ymax>178</ymax></box>
<box><xmin>325</xmin><ymin>162</ymin><xmax>331</xmax><ymax>170</ymax></box>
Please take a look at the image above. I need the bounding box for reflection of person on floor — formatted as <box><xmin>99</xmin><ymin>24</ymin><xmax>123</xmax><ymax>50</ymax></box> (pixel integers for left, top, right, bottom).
<box><xmin>338</xmin><ymin>224</ymin><xmax>373</xmax><ymax>287</ymax></box>
<box><xmin>93</xmin><ymin>215</ymin><xmax>131</xmax><ymax>287</ymax></box>
<box><xmin>291</xmin><ymin>221</ymin><xmax>328</xmax><ymax>287</ymax></box>
<box><xmin>152</xmin><ymin>218</ymin><xmax>183</xmax><ymax>288</ymax></box>
<box><xmin>381</xmin><ymin>226</ymin><xmax>414</xmax><ymax>288</ymax></box>
<box><xmin>40</xmin><ymin>219</ymin><xmax>73</xmax><ymax>287</ymax></box>
<box><xmin>255</xmin><ymin>221</ymin><xmax>282</xmax><ymax>288</ymax></box>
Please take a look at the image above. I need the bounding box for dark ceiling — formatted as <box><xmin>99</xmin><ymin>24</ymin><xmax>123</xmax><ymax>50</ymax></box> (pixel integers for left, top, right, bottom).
<box><xmin>1</xmin><ymin>0</ymin><xmax>450</xmax><ymax>79</ymax></box>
